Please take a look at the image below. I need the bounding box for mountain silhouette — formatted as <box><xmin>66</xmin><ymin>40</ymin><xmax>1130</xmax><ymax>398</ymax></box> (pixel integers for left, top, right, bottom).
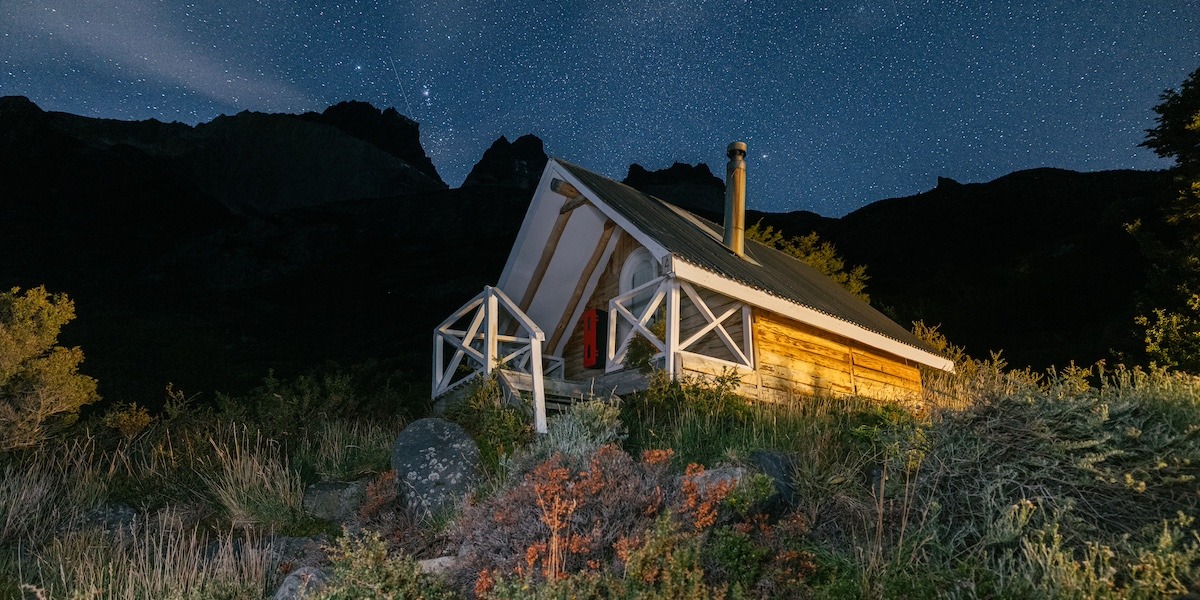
<box><xmin>0</xmin><ymin>97</ymin><xmax>1177</xmax><ymax>404</ymax></box>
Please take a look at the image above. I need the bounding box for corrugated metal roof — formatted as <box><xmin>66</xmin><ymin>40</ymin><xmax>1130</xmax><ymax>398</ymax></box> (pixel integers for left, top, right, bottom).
<box><xmin>557</xmin><ymin>160</ymin><xmax>929</xmax><ymax>351</ymax></box>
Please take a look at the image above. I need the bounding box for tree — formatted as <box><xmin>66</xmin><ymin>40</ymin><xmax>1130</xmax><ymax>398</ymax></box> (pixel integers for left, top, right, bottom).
<box><xmin>1135</xmin><ymin>67</ymin><xmax>1200</xmax><ymax>370</ymax></box>
<box><xmin>1141</xmin><ymin>67</ymin><xmax>1200</xmax><ymax>173</ymax></box>
<box><xmin>745</xmin><ymin>221</ymin><xmax>870</xmax><ymax>302</ymax></box>
<box><xmin>0</xmin><ymin>286</ymin><xmax>98</xmax><ymax>451</ymax></box>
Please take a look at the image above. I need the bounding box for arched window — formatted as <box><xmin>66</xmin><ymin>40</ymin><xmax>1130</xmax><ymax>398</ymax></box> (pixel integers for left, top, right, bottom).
<box><xmin>618</xmin><ymin>248</ymin><xmax>659</xmax><ymax>342</ymax></box>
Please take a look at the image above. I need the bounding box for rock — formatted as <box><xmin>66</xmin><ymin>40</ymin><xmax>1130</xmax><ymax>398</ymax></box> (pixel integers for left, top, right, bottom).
<box><xmin>688</xmin><ymin>466</ymin><xmax>746</xmax><ymax>495</ymax></box>
<box><xmin>750</xmin><ymin>450</ymin><xmax>798</xmax><ymax>510</ymax></box>
<box><xmin>391</xmin><ymin>418</ymin><xmax>482</xmax><ymax>517</ymax></box>
<box><xmin>418</xmin><ymin>555</ymin><xmax>457</xmax><ymax>575</ymax></box>
<box><xmin>82</xmin><ymin>502</ymin><xmax>138</xmax><ymax>533</ymax></box>
<box><xmin>462</xmin><ymin>134</ymin><xmax>548</xmax><ymax>189</ymax></box>
<box><xmin>273</xmin><ymin>566</ymin><xmax>329</xmax><ymax>600</ymax></box>
<box><xmin>302</xmin><ymin>480</ymin><xmax>369</xmax><ymax>522</ymax></box>
<box><xmin>270</xmin><ymin>535</ymin><xmax>330</xmax><ymax>570</ymax></box>
<box><xmin>303</xmin><ymin>101</ymin><xmax>446</xmax><ymax>186</ymax></box>
<box><xmin>622</xmin><ymin>162</ymin><xmax>725</xmax><ymax>217</ymax></box>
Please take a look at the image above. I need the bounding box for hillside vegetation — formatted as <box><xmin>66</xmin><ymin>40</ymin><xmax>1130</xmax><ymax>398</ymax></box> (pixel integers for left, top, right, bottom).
<box><xmin>4</xmin><ymin>301</ymin><xmax>1200</xmax><ymax>598</ymax></box>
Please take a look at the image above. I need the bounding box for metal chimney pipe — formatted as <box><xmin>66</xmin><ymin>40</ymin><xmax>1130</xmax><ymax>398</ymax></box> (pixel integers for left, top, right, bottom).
<box><xmin>723</xmin><ymin>141</ymin><xmax>747</xmax><ymax>257</ymax></box>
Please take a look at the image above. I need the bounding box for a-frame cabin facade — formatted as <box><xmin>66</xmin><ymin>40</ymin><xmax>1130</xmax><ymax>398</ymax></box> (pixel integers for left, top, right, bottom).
<box><xmin>433</xmin><ymin>153</ymin><xmax>954</xmax><ymax>432</ymax></box>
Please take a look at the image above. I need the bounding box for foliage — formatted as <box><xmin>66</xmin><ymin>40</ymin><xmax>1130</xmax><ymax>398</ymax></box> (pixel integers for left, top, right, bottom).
<box><xmin>215</xmin><ymin>369</ymin><xmax>356</xmax><ymax>439</ymax></box>
<box><xmin>198</xmin><ymin>423</ymin><xmax>303</xmax><ymax>532</ymax></box>
<box><xmin>505</xmin><ymin>398</ymin><xmax>626</xmax><ymax>476</ymax></box>
<box><xmin>445</xmin><ymin>376</ymin><xmax>534</xmax><ymax>474</ymax></box>
<box><xmin>1142</xmin><ymin>66</ymin><xmax>1200</xmax><ymax>173</ymax></box>
<box><xmin>626</xmin><ymin>315</ymin><xmax>667</xmax><ymax>374</ymax></box>
<box><xmin>455</xmin><ymin>445</ymin><xmax>678</xmax><ymax>586</ymax></box>
<box><xmin>102</xmin><ymin>401</ymin><xmax>154</xmax><ymax>439</ymax></box>
<box><xmin>0</xmin><ymin>286</ymin><xmax>98</xmax><ymax>451</ymax></box>
<box><xmin>292</xmin><ymin>418</ymin><xmax>397</xmax><ymax>483</ymax></box>
<box><xmin>746</xmin><ymin>221</ymin><xmax>870</xmax><ymax>302</ymax></box>
<box><xmin>313</xmin><ymin>530</ymin><xmax>456</xmax><ymax>600</ymax></box>
<box><xmin>1136</xmin><ymin>67</ymin><xmax>1200</xmax><ymax>372</ymax></box>
<box><xmin>27</xmin><ymin>509</ymin><xmax>277</xmax><ymax>600</ymax></box>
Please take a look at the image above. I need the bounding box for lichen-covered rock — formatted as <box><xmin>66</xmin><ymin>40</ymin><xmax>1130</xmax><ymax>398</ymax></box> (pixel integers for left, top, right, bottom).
<box><xmin>391</xmin><ymin>418</ymin><xmax>481</xmax><ymax>517</ymax></box>
<box><xmin>417</xmin><ymin>555</ymin><xmax>457</xmax><ymax>575</ymax></box>
<box><xmin>273</xmin><ymin>566</ymin><xmax>328</xmax><ymax>600</ymax></box>
<box><xmin>302</xmin><ymin>480</ymin><xmax>368</xmax><ymax>522</ymax></box>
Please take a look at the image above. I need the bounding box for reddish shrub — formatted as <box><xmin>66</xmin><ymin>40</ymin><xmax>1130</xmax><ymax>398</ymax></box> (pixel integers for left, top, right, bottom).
<box><xmin>454</xmin><ymin>445</ymin><xmax>676</xmax><ymax>588</ymax></box>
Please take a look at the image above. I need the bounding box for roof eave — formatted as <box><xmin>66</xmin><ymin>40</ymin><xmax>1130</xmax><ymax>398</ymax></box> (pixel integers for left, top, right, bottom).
<box><xmin>666</xmin><ymin>256</ymin><xmax>956</xmax><ymax>373</ymax></box>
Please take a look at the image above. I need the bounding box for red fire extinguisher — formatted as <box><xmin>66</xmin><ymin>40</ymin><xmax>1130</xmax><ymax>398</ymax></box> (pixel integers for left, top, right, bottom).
<box><xmin>582</xmin><ymin>308</ymin><xmax>607</xmax><ymax>368</ymax></box>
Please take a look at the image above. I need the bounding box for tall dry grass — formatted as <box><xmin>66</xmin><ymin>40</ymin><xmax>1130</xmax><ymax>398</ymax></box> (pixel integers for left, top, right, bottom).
<box><xmin>28</xmin><ymin>509</ymin><xmax>278</xmax><ymax>599</ymax></box>
<box><xmin>199</xmin><ymin>423</ymin><xmax>303</xmax><ymax>531</ymax></box>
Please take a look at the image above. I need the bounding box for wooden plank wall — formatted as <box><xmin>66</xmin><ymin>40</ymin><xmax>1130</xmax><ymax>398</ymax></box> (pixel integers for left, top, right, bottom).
<box><xmin>563</xmin><ymin>233</ymin><xmax>641</xmax><ymax>379</ymax></box>
<box><xmin>751</xmin><ymin>309</ymin><xmax>922</xmax><ymax>401</ymax></box>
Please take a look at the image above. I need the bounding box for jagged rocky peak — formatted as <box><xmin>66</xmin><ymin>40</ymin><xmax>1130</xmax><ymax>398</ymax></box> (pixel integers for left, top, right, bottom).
<box><xmin>462</xmin><ymin>134</ymin><xmax>548</xmax><ymax>189</ymax></box>
<box><xmin>623</xmin><ymin>162</ymin><xmax>725</xmax><ymax>217</ymax></box>
<box><xmin>302</xmin><ymin>100</ymin><xmax>445</xmax><ymax>186</ymax></box>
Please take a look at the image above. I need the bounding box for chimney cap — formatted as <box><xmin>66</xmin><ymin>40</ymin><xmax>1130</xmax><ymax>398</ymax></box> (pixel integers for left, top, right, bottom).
<box><xmin>727</xmin><ymin>141</ymin><xmax>747</xmax><ymax>157</ymax></box>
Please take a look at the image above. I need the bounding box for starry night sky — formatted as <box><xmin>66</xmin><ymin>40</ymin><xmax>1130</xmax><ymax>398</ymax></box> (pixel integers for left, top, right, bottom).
<box><xmin>2</xmin><ymin>1</ymin><xmax>1198</xmax><ymax>216</ymax></box>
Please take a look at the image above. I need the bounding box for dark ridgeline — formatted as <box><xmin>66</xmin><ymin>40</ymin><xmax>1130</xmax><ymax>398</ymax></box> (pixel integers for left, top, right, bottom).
<box><xmin>0</xmin><ymin>96</ymin><xmax>1177</xmax><ymax>406</ymax></box>
<box><xmin>621</xmin><ymin>162</ymin><xmax>1175</xmax><ymax>370</ymax></box>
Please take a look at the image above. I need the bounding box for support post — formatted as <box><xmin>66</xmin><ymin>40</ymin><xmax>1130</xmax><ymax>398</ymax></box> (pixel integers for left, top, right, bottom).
<box><xmin>432</xmin><ymin>332</ymin><xmax>443</xmax><ymax>396</ymax></box>
<box><xmin>530</xmin><ymin>338</ymin><xmax>547</xmax><ymax>433</ymax></box>
<box><xmin>664</xmin><ymin>278</ymin><xmax>681</xmax><ymax>377</ymax></box>
<box><xmin>484</xmin><ymin>287</ymin><xmax>498</xmax><ymax>376</ymax></box>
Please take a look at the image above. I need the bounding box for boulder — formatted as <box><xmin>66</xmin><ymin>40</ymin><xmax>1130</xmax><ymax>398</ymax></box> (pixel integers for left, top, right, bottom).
<box><xmin>418</xmin><ymin>555</ymin><xmax>457</xmax><ymax>575</ymax></box>
<box><xmin>302</xmin><ymin>480</ymin><xmax>369</xmax><ymax>522</ymax></box>
<box><xmin>748</xmin><ymin>451</ymin><xmax>796</xmax><ymax>506</ymax></box>
<box><xmin>391</xmin><ymin>418</ymin><xmax>481</xmax><ymax>517</ymax></box>
<box><xmin>273</xmin><ymin>566</ymin><xmax>328</xmax><ymax>600</ymax></box>
<box><xmin>688</xmin><ymin>466</ymin><xmax>746</xmax><ymax>495</ymax></box>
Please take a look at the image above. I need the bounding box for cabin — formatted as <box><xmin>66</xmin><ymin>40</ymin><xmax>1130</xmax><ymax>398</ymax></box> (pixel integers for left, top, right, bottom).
<box><xmin>433</xmin><ymin>143</ymin><xmax>954</xmax><ymax>432</ymax></box>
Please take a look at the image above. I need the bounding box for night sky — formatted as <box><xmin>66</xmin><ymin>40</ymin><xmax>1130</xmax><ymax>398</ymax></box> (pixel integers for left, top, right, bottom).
<box><xmin>2</xmin><ymin>1</ymin><xmax>1198</xmax><ymax>216</ymax></box>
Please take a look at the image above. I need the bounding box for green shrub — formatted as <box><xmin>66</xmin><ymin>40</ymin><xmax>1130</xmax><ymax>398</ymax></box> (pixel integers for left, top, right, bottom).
<box><xmin>0</xmin><ymin>286</ymin><xmax>99</xmax><ymax>451</ymax></box>
<box><xmin>314</xmin><ymin>530</ymin><xmax>455</xmax><ymax>600</ymax></box>
<box><xmin>505</xmin><ymin>398</ymin><xmax>626</xmax><ymax>476</ymax></box>
<box><xmin>102</xmin><ymin>401</ymin><xmax>154</xmax><ymax>439</ymax></box>
<box><xmin>445</xmin><ymin>376</ymin><xmax>534</xmax><ymax>475</ymax></box>
<box><xmin>704</xmin><ymin>526</ymin><xmax>769</xmax><ymax>591</ymax></box>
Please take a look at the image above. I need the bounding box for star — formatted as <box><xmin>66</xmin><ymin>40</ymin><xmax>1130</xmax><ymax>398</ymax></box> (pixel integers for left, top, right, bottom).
<box><xmin>0</xmin><ymin>0</ymin><xmax>1195</xmax><ymax>216</ymax></box>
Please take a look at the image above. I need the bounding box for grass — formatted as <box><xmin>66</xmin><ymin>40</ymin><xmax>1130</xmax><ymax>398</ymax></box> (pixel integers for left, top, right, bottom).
<box><xmin>4</xmin><ymin>357</ymin><xmax>1200</xmax><ymax>598</ymax></box>
<box><xmin>199</xmin><ymin>423</ymin><xmax>304</xmax><ymax>531</ymax></box>
<box><xmin>27</xmin><ymin>509</ymin><xmax>278</xmax><ymax>600</ymax></box>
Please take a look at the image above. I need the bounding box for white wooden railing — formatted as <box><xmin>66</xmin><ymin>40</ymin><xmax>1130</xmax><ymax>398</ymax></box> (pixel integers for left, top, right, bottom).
<box><xmin>433</xmin><ymin>286</ymin><xmax>552</xmax><ymax>433</ymax></box>
<box><xmin>608</xmin><ymin>275</ymin><xmax>675</xmax><ymax>373</ymax></box>
<box><xmin>607</xmin><ymin>275</ymin><xmax>753</xmax><ymax>374</ymax></box>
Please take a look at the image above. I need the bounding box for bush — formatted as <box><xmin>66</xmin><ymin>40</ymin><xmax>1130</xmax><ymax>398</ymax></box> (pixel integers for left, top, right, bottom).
<box><xmin>456</xmin><ymin>445</ymin><xmax>676</xmax><ymax>585</ymax></box>
<box><xmin>0</xmin><ymin>286</ymin><xmax>98</xmax><ymax>451</ymax></box>
<box><xmin>314</xmin><ymin>530</ymin><xmax>455</xmax><ymax>600</ymax></box>
<box><xmin>445</xmin><ymin>377</ymin><xmax>534</xmax><ymax>474</ymax></box>
<box><xmin>102</xmin><ymin>402</ymin><xmax>154</xmax><ymax>439</ymax></box>
<box><xmin>504</xmin><ymin>398</ymin><xmax>625</xmax><ymax>476</ymax></box>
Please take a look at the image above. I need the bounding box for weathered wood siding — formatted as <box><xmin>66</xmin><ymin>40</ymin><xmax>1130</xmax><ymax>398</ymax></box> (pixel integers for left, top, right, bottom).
<box><xmin>751</xmin><ymin>309</ymin><xmax>921</xmax><ymax>401</ymax></box>
<box><xmin>563</xmin><ymin>232</ymin><xmax>641</xmax><ymax>379</ymax></box>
